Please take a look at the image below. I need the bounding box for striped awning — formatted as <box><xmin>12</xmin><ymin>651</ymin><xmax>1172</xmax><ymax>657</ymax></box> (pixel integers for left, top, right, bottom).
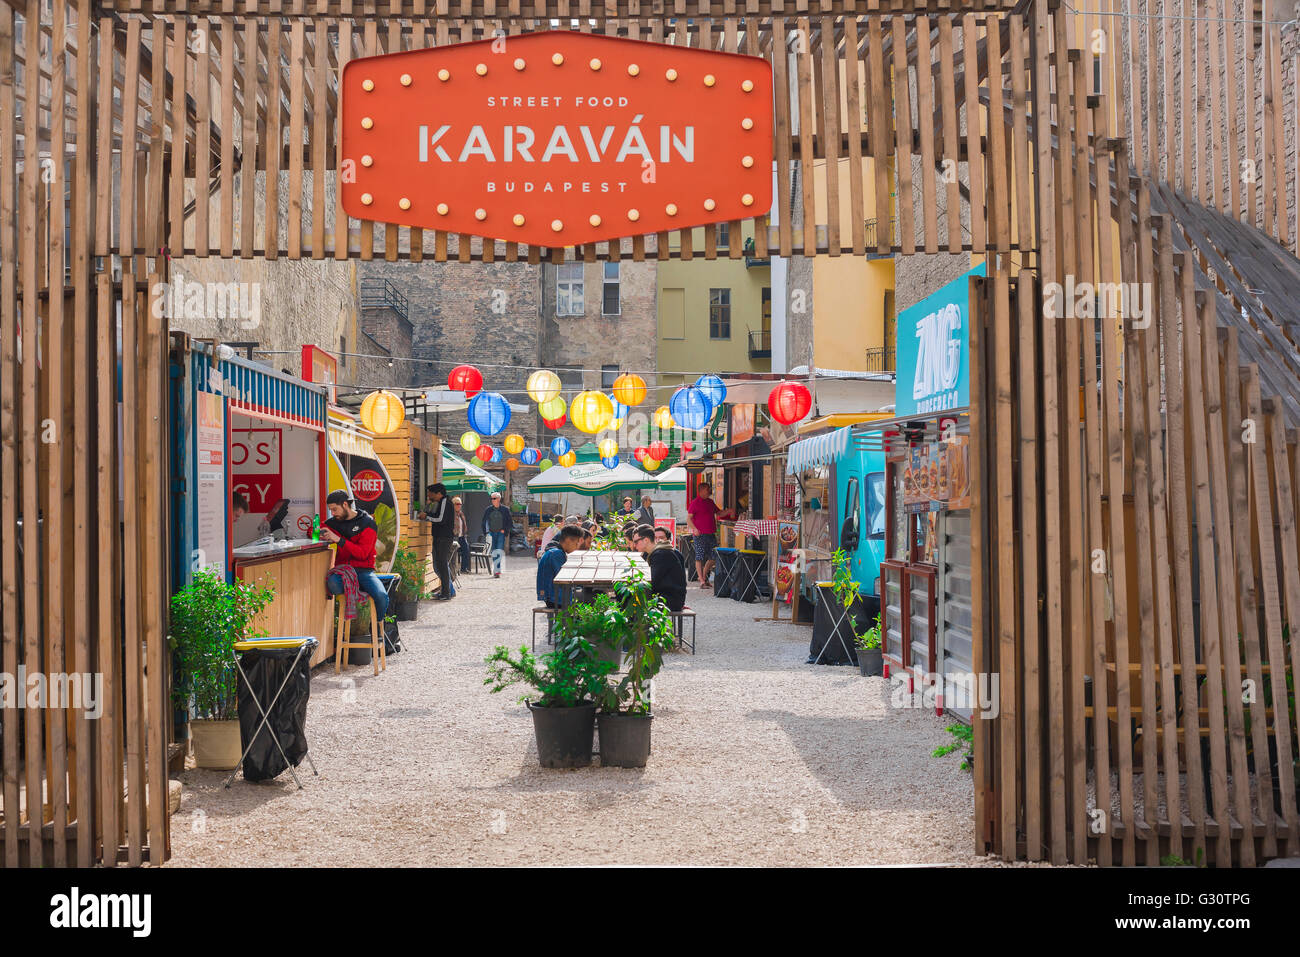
<box><xmin>328</xmin><ymin>424</ymin><xmax>377</xmax><ymax>460</ymax></box>
<box><xmin>786</xmin><ymin>426</ymin><xmax>851</xmax><ymax>474</ymax></box>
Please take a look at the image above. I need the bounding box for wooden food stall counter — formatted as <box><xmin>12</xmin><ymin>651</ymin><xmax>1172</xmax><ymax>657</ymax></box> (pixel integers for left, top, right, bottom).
<box><xmin>233</xmin><ymin>541</ymin><xmax>336</xmax><ymax>667</ymax></box>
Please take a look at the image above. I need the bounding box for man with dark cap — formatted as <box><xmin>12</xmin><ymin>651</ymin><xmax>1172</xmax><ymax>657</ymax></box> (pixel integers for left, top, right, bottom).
<box><xmin>425</xmin><ymin>482</ymin><xmax>456</xmax><ymax>600</ymax></box>
<box><xmin>322</xmin><ymin>489</ymin><xmax>388</xmax><ymax>618</ymax></box>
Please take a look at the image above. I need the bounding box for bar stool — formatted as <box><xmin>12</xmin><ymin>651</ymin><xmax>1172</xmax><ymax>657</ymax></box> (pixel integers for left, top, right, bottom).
<box><xmin>333</xmin><ymin>593</ymin><xmax>386</xmax><ymax>676</ymax></box>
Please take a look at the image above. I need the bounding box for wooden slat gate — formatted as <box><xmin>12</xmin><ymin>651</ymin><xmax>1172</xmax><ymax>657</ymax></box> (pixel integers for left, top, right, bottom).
<box><xmin>3</xmin><ymin>0</ymin><xmax>1299</xmax><ymax>866</ymax></box>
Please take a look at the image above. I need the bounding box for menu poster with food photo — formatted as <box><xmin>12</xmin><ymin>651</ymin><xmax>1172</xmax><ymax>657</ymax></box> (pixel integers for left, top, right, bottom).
<box><xmin>945</xmin><ymin>437</ymin><xmax>971</xmax><ymax>510</ymax></box>
<box><xmin>777</xmin><ymin>521</ymin><xmax>800</xmax><ymax>561</ymax></box>
<box><xmin>903</xmin><ymin>445</ymin><xmax>935</xmax><ymax>512</ymax></box>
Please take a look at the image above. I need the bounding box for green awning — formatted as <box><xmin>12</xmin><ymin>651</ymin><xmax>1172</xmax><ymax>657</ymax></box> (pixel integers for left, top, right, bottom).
<box><xmin>440</xmin><ymin>450</ymin><xmax>506</xmax><ymax>491</ymax></box>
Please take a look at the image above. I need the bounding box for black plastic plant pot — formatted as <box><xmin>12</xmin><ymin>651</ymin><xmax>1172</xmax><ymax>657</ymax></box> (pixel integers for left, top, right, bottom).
<box><xmin>396</xmin><ymin>600</ymin><xmax>419</xmax><ymax>621</ymax></box>
<box><xmin>529</xmin><ymin>701</ymin><xmax>596</xmax><ymax>769</ymax></box>
<box><xmin>595</xmin><ymin>637</ymin><xmax>625</xmax><ymax>667</ymax></box>
<box><xmin>857</xmin><ymin>648</ymin><xmax>884</xmax><ymax>677</ymax></box>
<box><xmin>597</xmin><ymin>711</ymin><xmax>653</xmax><ymax>768</ymax></box>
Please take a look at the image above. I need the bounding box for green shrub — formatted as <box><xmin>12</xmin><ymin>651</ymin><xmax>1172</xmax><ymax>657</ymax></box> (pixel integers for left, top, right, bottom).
<box><xmin>169</xmin><ymin>568</ymin><xmax>274</xmax><ymax>720</ymax></box>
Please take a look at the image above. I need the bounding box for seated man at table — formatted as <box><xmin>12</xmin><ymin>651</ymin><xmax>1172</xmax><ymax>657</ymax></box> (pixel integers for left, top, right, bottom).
<box><xmin>634</xmin><ymin>523</ymin><xmax>686</xmax><ymax>612</ymax></box>
<box><xmin>537</xmin><ymin>525</ymin><xmax>584</xmax><ymax>608</ymax></box>
<box><xmin>321</xmin><ymin>489</ymin><xmax>388</xmax><ymax>619</ymax></box>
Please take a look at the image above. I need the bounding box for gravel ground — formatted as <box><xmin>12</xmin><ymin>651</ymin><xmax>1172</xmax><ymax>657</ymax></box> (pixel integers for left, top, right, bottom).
<box><xmin>169</xmin><ymin>561</ymin><xmax>1003</xmax><ymax>866</ymax></box>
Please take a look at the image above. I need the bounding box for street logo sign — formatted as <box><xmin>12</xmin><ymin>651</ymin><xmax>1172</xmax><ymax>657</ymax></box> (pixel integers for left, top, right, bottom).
<box><xmin>340</xmin><ymin>31</ymin><xmax>773</xmax><ymax>246</ymax></box>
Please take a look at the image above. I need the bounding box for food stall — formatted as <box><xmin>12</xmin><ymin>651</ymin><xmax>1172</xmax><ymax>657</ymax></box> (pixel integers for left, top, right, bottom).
<box><xmin>170</xmin><ymin>337</ymin><xmax>337</xmax><ymax>667</ymax></box>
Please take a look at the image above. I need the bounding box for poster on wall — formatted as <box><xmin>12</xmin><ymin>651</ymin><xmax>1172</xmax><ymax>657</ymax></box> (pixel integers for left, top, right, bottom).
<box><xmin>195</xmin><ymin>391</ymin><xmax>227</xmax><ymax>576</ymax></box>
<box><xmin>654</xmin><ymin>517</ymin><xmax>677</xmax><ymax>546</ymax></box>
<box><xmin>903</xmin><ymin>444</ymin><xmax>945</xmax><ymax>513</ymax></box>
<box><xmin>730</xmin><ymin>403</ymin><xmax>755</xmax><ymax>444</ymax></box>
<box><xmin>340</xmin><ymin>452</ymin><xmax>400</xmax><ymax>573</ymax></box>
<box><xmin>231</xmin><ymin>422</ymin><xmax>321</xmax><ymax>544</ymax></box>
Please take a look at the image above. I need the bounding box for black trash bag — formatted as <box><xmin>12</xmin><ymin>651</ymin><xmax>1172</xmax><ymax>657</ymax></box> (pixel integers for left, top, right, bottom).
<box><xmin>383</xmin><ymin>615</ymin><xmax>402</xmax><ymax>655</ymax></box>
<box><xmin>236</xmin><ymin>641</ymin><xmax>316</xmax><ymax>782</ymax></box>
<box><xmin>808</xmin><ymin>585</ymin><xmax>873</xmax><ymax>666</ymax></box>
<box><xmin>713</xmin><ymin>548</ymin><xmax>737</xmax><ymax>599</ymax></box>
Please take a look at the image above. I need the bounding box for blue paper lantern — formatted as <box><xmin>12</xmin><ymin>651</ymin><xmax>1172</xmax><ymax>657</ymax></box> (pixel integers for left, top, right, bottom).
<box><xmin>670</xmin><ymin>386</ymin><xmax>713</xmax><ymax>431</ymax></box>
<box><xmin>549</xmin><ymin>436</ymin><xmax>571</xmax><ymax>458</ymax></box>
<box><xmin>489</xmin><ymin>447</ymin><xmax>503</xmax><ymax>463</ymax></box>
<box><xmin>610</xmin><ymin>396</ymin><xmax>630</xmax><ymax>420</ymax></box>
<box><xmin>520</xmin><ymin>447</ymin><xmax>541</xmax><ymax>466</ymax></box>
<box><xmin>695</xmin><ymin>374</ymin><xmax>727</xmax><ymax>408</ymax></box>
<box><xmin>467</xmin><ymin>391</ymin><xmax>511</xmax><ymax>436</ymax></box>
<box><xmin>601</xmin><ymin>455</ymin><xmax>620</xmax><ymax>470</ymax></box>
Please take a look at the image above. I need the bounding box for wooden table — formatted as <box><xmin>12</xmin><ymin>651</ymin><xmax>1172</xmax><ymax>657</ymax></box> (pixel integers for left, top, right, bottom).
<box><xmin>551</xmin><ymin>551</ymin><xmax>649</xmax><ymax>606</ymax></box>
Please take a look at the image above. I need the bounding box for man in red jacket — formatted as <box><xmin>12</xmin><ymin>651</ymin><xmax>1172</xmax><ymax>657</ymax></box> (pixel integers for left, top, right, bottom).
<box><xmin>322</xmin><ymin>489</ymin><xmax>389</xmax><ymax>619</ymax></box>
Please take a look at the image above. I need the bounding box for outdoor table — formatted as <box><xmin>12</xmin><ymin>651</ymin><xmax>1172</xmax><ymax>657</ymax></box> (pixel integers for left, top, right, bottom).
<box><xmin>553</xmin><ymin>554</ymin><xmax>650</xmax><ymax>607</ymax></box>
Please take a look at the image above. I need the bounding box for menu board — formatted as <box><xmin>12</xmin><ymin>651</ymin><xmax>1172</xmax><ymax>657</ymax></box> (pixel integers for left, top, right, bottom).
<box><xmin>195</xmin><ymin>391</ymin><xmax>227</xmax><ymax>575</ymax></box>
<box><xmin>773</xmin><ymin>521</ymin><xmax>800</xmax><ymax>599</ymax></box>
<box><xmin>902</xmin><ymin>438</ymin><xmax>971</xmax><ymax>512</ymax></box>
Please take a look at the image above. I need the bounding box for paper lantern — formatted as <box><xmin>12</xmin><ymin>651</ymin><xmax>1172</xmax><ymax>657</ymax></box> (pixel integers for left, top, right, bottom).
<box><xmin>643</xmin><ymin>456</ymin><xmax>662</xmax><ymax>472</ymax></box>
<box><xmin>459</xmin><ymin>431</ymin><xmax>481</xmax><ymax>452</ymax></box>
<box><xmin>475</xmin><ymin>444</ymin><xmax>493</xmax><ymax>462</ymax></box>
<box><xmin>612</xmin><ymin>373</ymin><xmax>647</xmax><ymax>407</ymax></box>
<box><xmin>504</xmin><ymin>433</ymin><xmax>525</xmax><ymax>455</ymax></box>
<box><xmin>558</xmin><ymin>451</ymin><xmax>576</xmax><ymax>467</ymax></box>
<box><xmin>682</xmin><ymin>441</ymin><xmax>693</xmax><ymax>452</ymax></box>
<box><xmin>597</xmin><ymin>438</ymin><xmax>618</xmax><ymax>458</ymax></box>
<box><xmin>526</xmin><ymin>370</ymin><xmax>562</xmax><ymax>404</ymax></box>
<box><xmin>570</xmin><ymin>390</ymin><xmax>614</xmax><ymax>434</ymax></box>
<box><xmin>448</xmin><ymin>364</ymin><xmax>483</xmax><ymax>398</ymax></box>
<box><xmin>549</xmin><ymin>436</ymin><xmax>571</xmax><ymax>458</ymax></box>
<box><xmin>506</xmin><ymin>458</ymin><xmax>520</xmax><ymax>471</ymax></box>
<box><xmin>489</xmin><ymin>447</ymin><xmax>503</xmax><ymax>463</ymax></box>
<box><xmin>359</xmin><ymin>390</ymin><xmax>405</xmax><ymax>435</ymax></box>
<box><xmin>538</xmin><ymin>395</ymin><xmax>566</xmax><ymax>420</ymax></box>
<box><xmin>669</xmin><ymin>386</ymin><xmax>713</xmax><ymax>431</ymax></box>
<box><xmin>610</xmin><ymin>397</ymin><xmax>630</xmax><ymax>421</ymax></box>
<box><xmin>633</xmin><ymin>446</ymin><xmax>648</xmax><ymax>462</ymax></box>
<box><xmin>543</xmin><ymin>413</ymin><xmax>567</xmax><ymax>430</ymax></box>
<box><xmin>467</xmin><ymin>391</ymin><xmax>511</xmax><ymax>435</ymax></box>
<box><xmin>653</xmin><ymin>406</ymin><xmax>674</xmax><ymax>430</ymax></box>
<box><xmin>768</xmin><ymin>382</ymin><xmax>812</xmax><ymax>425</ymax></box>
<box><xmin>520</xmin><ymin>447</ymin><xmax>541</xmax><ymax>466</ymax></box>
<box><xmin>648</xmin><ymin>440</ymin><xmax>669</xmax><ymax>460</ymax></box>
<box><xmin>601</xmin><ymin>455</ymin><xmax>620</xmax><ymax>470</ymax></box>
<box><xmin>695</xmin><ymin>373</ymin><xmax>727</xmax><ymax>407</ymax></box>
<box><xmin>539</xmin><ymin>458</ymin><xmax>553</xmax><ymax>472</ymax></box>
<box><xmin>609</xmin><ymin>417</ymin><xmax>624</xmax><ymax>433</ymax></box>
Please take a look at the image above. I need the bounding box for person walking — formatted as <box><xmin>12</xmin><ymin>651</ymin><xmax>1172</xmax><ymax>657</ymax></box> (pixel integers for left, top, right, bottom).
<box><xmin>425</xmin><ymin>483</ymin><xmax>456</xmax><ymax>600</ymax></box>
<box><xmin>452</xmin><ymin>496</ymin><xmax>471</xmax><ymax>573</ymax></box>
<box><xmin>481</xmin><ymin>490</ymin><xmax>513</xmax><ymax>578</ymax></box>
<box><xmin>322</xmin><ymin>489</ymin><xmax>389</xmax><ymax>618</ymax></box>
<box><xmin>633</xmin><ymin>494</ymin><xmax>655</xmax><ymax>526</ymax></box>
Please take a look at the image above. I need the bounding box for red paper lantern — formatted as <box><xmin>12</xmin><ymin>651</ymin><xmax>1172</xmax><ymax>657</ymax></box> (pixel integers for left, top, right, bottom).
<box><xmin>475</xmin><ymin>444</ymin><xmax>493</xmax><ymax>462</ymax></box>
<box><xmin>682</xmin><ymin>441</ymin><xmax>693</xmax><ymax>452</ymax></box>
<box><xmin>648</xmin><ymin>440</ymin><xmax>669</xmax><ymax>460</ymax></box>
<box><xmin>543</xmin><ymin>413</ymin><xmax>567</xmax><ymax>430</ymax></box>
<box><xmin>448</xmin><ymin>364</ymin><xmax>484</xmax><ymax>398</ymax></box>
<box><xmin>767</xmin><ymin>381</ymin><xmax>812</xmax><ymax>424</ymax></box>
<box><xmin>633</xmin><ymin>446</ymin><xmax>648</xmax><ymax>461</ymax></box>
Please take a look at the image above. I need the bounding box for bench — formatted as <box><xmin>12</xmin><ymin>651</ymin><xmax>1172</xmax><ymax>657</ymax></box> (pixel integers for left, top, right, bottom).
<box><xmin>671</xmin><ymin>606</ymin><xmax>697</xmax><ymax>655</ymax></box>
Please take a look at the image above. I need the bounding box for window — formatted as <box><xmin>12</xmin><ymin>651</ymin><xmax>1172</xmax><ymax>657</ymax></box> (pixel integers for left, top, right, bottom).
<box><xmin>602</xmin><ymin>262</ymin><xmax>620</xmax><ymax>316</ymax></box>
<box><xmin>339</xmin><ymin>335</ymin><xmax>347</xmax><ymax>367</ymax></box>
<box><xmin>866</xmin><ymin>472</ymin><xmax>886</xmax><ymax>539</ymax></box>
<box><xmin>841</xmin><ymin>477</ymin><xmax>861</xmax><ymax>548</ymax></box>
<box><xmin>709</xmin><ymin>288</ymin><xmax>731</xmax><ymax>339</ymax></box>
<box><xmin>556</xmin><ymin>263</ymin><xmax>584</xmax><ymax>316</ymax></box>
<box><xmin>717</xmin><ymin>223</ymin><xmax>730</xmax><ymax>250</ymax></box>
<box><xmin>601</xmin><ymin>364</ymin><xmax>619</xmax><ymax>389</ymax></box>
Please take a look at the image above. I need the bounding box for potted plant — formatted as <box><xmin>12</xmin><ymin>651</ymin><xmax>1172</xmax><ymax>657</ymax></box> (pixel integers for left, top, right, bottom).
<box><xmin>560</xmin><ymin>592</ymin><xmax>626</xmax><ymax>666</ymax></box>
<box><xmin>856</xmin><ymin>615</ymin><xmax>883</xmax><ymax>677</ymax></box>
<box><xmin>169</xmin><ymin>567</ymin><xmax>274</xmax><ymax>769</ymax></box>
<box><xmin>390</xmin><ymin>542</ymin><xmax>426</xmax><ymax>621</ymax></box>
<box><xmin>484</xmin><ymin>631</ymin><xmax>616</xmax><ymax>768</ymax></box>
<box><xmin>822</xmin><ymin>547</ymin><xmax>872</xmax><ymax>668</ymax></box>
<box><xmin>592</xmin><ymin>563</ymin><xmax>678</xmax><ymax>768</ymax></box>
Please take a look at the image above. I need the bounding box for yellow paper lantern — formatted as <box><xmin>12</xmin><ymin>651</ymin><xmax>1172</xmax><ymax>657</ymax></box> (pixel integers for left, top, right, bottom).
<box><xmin>504</xmin><ymin>433</ymin><xmax>525</xmax><ymax>455</ymax></box>
<box><xmin>538</xmin><ymin>395</ymin><xmax>567</xmax><ymax>420</ymax></box>
<box><xmin>609</xmin><ymin>416</ymin><xmax>624</xmax><ymax>432</ymax></box>
<box><xmin>612</xmin><ymin>372</ymin><xmax>647</xmax><ymax>407</ymax></box>
<box><xmin>506</xmin><ymin>458</ymin><xmax>520</xmax><ymax>471</ymax></box>
<box><xmin>653</xmin><ymin>405</ymin><xmax>674</xmax><ymax>430</ymax></box>
<box><xmin>526</xmin><ymin>369</ymin><xmax>562</xmax><ymax>404</ymax></box>
<box><xmin>459</xmin><ymin>431</ymin><xmax>481</xmax><ymax>452</ymax></box>
<box><xmin>643</xmin><ymin>456</ymin><xmax>662</xmax><ymax>471</ymax></box>
<box><xmin>559</xmin><ymin>451</ymin><xmax>576</xmax><ymax>467</ymax></box>
<box><xmin>570</xmin><ymin>390</ymin><xmax>614</xmax><ymax>434</ymax></box>
<box><xmin>597</xmin><ymin>438</ymin><xmax>619</xmax><ymax>458</ymax></box>
<box><xmin>360</xmin><ymin>390</ymin><xmax>405</xmax><ymax>435</ymax></box>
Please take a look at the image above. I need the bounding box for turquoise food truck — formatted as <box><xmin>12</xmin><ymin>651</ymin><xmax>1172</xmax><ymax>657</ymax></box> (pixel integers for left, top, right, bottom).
<box><xmin>833</xmin><ymin>443</ymin><xmax>888</xmax><ymax>614</ymax></box>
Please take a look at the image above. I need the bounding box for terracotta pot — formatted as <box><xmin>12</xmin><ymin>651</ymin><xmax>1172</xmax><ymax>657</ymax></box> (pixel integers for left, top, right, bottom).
<box><xmin>190</xmin><ymin>718</ymin><xmax>243</xmax><ymax>770</ymax></box>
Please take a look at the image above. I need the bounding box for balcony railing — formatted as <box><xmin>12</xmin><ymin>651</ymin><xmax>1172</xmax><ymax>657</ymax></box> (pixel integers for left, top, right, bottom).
<box><xmin>864</xmin><ymin>218</ymin><xmax>896</xmax><ymax>258</ymax></box>
<box><xmin>359</xmin><ymin>277</ymin><xmax>409</xmax><ymax>320</ymax></box>
<box><xmin>743</xmin><ymin>236</ymin><xmax>771</xmax><ymax>268</ymax></box>
<box><xmin>749</xmin><ymin>329</ymin><xmax>772</xmax><ymax>359</ymax></box>
<box><xmin>864</xmin><ymin>346</ymin><xmax>896</xmax><ymax>373</ymax></box>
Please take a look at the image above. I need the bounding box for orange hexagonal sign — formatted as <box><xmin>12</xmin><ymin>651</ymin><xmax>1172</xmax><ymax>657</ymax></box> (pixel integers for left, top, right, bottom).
<box><xmin>340</xmin><ymin>31</ymin><xmax>773</xmax><ymax>246</ymax></box>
